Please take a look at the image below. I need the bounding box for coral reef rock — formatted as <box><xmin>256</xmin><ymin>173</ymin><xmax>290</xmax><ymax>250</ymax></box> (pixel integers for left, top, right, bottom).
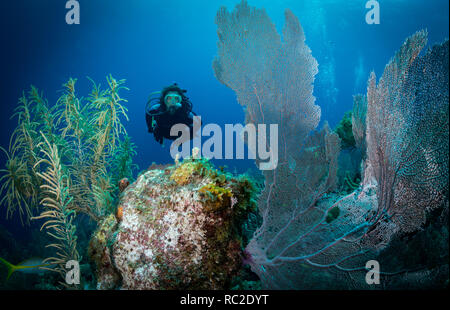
<box><xmin>89</xmin><ymin>157</ymin><xmax>257</xmax><ymax>289</ymax></box>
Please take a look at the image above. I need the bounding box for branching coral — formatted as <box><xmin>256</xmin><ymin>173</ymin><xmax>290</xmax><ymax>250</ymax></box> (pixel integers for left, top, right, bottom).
<box><xmin>0</xmin><ymin>143</ymin><xmax>36</xmax><ymax>224</ymax></box>
<box><xmin>88</xmin><ymin>75</ymin><xmax>129</xmax><ymax>162</ymax></box>
<box><xmin>1</xmin><ymin>75</ymin><xmax>135</xmax><ymax>223</ymax></box>
<box><xmin>0</xmin><ymin>92</ymin><xmax>44</xmax><ymax>224</ymax></box>
<box><xmin>31</xmin><ymin>134</ymin><xmax>80</xmax><ymax>288</ymax></box>
<box><xmin>55</xmin><ymin>78</ymin><xmax>86</xmax><ymax>141</ymax></box>
<box><xmin>0</xmin><ymin>75</ymin><xmax>136</xmax><ymax>288</ymax></box>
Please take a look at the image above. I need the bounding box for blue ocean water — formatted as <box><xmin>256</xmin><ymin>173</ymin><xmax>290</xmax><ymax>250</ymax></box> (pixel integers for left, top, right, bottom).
<box><xmin>0</xmin><ymin>0</ymin><xmax>448</xmax><ymax>259</ymax></box>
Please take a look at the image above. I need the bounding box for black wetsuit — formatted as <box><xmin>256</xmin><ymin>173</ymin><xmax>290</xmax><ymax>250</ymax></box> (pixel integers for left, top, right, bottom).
<box><xmin>146</xmin><ymin>103</ymin><xmax>196</xmax><ymax>144</ymax></box>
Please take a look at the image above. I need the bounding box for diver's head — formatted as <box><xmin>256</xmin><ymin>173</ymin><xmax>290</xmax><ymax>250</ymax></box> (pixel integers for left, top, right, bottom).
<box><xmin>159</xmin><ymin>83</ymin><xmax>190</xmax><ymax>114</ymax></box>
<box><xmin>164</xmin><ymin>91</ymin><xmax>182</xmax><ymax>114</ymax></box>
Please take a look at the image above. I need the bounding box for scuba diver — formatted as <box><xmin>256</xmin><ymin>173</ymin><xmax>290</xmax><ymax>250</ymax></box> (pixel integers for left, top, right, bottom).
<box><xmin>145</xmin><ymin>83</ymin><xmax>199</xmax><ymax>145</ymax></box>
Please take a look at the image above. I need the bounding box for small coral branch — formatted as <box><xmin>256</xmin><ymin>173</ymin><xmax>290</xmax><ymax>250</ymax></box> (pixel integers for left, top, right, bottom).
<box><xmin>31</xmin><ymin>133</ymin><xmax>80</xmax><ymax>288</ymax></box>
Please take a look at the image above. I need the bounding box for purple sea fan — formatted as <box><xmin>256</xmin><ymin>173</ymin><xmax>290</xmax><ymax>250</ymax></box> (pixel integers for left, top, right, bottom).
<box><xmin>213</xmin><ymin>1</ymin><xmax>362</xmax><ymax>289</ymax></box>
<box><xmin>364</xmin><ymin>32</ymin><xmax>449</xmax><ymax>247</ymax></box>
<box><xmin>213</xmin><ymin>0</ymin><xmax>448</xmax><ymax>289</ymax></box>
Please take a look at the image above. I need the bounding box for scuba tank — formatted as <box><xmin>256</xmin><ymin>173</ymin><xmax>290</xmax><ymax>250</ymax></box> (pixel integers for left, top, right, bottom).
<box><xmin>145</xmin><ymin>91</ymin><xmax>165</xmax><ymax>116</ymax></box>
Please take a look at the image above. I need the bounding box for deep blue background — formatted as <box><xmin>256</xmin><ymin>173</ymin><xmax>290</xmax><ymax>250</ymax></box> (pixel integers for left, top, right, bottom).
<box><xmin>0</xmin><ymin>0</ymin><xmax>448</xmax><ymax>233</ymax></box>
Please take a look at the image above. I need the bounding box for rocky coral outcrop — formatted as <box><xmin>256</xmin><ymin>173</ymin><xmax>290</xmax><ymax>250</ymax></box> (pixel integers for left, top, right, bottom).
<box><xmin>89</xmin><ymin>154</ymin><xmax>257</xmax><ymax>289</ymax></box>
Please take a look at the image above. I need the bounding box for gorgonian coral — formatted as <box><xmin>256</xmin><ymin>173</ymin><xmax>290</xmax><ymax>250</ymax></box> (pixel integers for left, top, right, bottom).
<box><xmin>213</xmin><ymin>1</ymin><xmax>354</xmax><ymax>288</ymax></box>
<box><xmin>0</xmin><ymin>75</ymin><xmax>137</xmax><ymax>288</ymax></box>
<box><xmin>31</xmin><ymin>134</ymin><xmax>80</xmax><ymax>288</ymax></box>
<box><xmin>213</xmin><ymin>0</ymin><xmax>448</xmax><ymax>289</ymax></box>
<box><xmin>1</xmin><ymin>75</ymin><xmax>136</xmax><ymax>223</ymax></box>
<box><xmin>364</xmin><ymin>31</ymin><xmax>449</xmax><ymax>246</ymax></box>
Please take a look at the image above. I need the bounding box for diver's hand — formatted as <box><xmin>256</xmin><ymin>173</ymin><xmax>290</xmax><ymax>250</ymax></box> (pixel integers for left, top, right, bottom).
<box><xmin>151</xmin><ymin>117</ymin><xmax>157</xmax><ymax>131</ymax></box>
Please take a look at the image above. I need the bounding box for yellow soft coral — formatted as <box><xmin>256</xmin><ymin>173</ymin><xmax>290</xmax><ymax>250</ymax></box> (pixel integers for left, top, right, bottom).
<box><xmin>170</xmin><ymin>157</ymin><xmax>212</xmax><ymax>186</ymax></box>
<box><xmin>170</xmin><ymin>161</ymin><xmax>198</xmax><ymax>185</ymax></box>
<box><xmin>199</xmin><ymin>183</ymin><xmax>232</xmax><ymax>212</ymax></box>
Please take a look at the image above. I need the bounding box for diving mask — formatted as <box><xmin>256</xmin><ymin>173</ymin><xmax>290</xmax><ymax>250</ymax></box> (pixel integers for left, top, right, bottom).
<box><xmin>164</xmin><ymin>93</ymin><xmax>182</xmax><ymax>108</ymax></box>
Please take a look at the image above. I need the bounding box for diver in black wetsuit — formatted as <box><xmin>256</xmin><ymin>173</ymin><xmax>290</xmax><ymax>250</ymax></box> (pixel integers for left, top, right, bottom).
<box><xmin>145</xmin><ymin>83</ymin><xmax>199</xmax><ymax>145</ymax></box>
